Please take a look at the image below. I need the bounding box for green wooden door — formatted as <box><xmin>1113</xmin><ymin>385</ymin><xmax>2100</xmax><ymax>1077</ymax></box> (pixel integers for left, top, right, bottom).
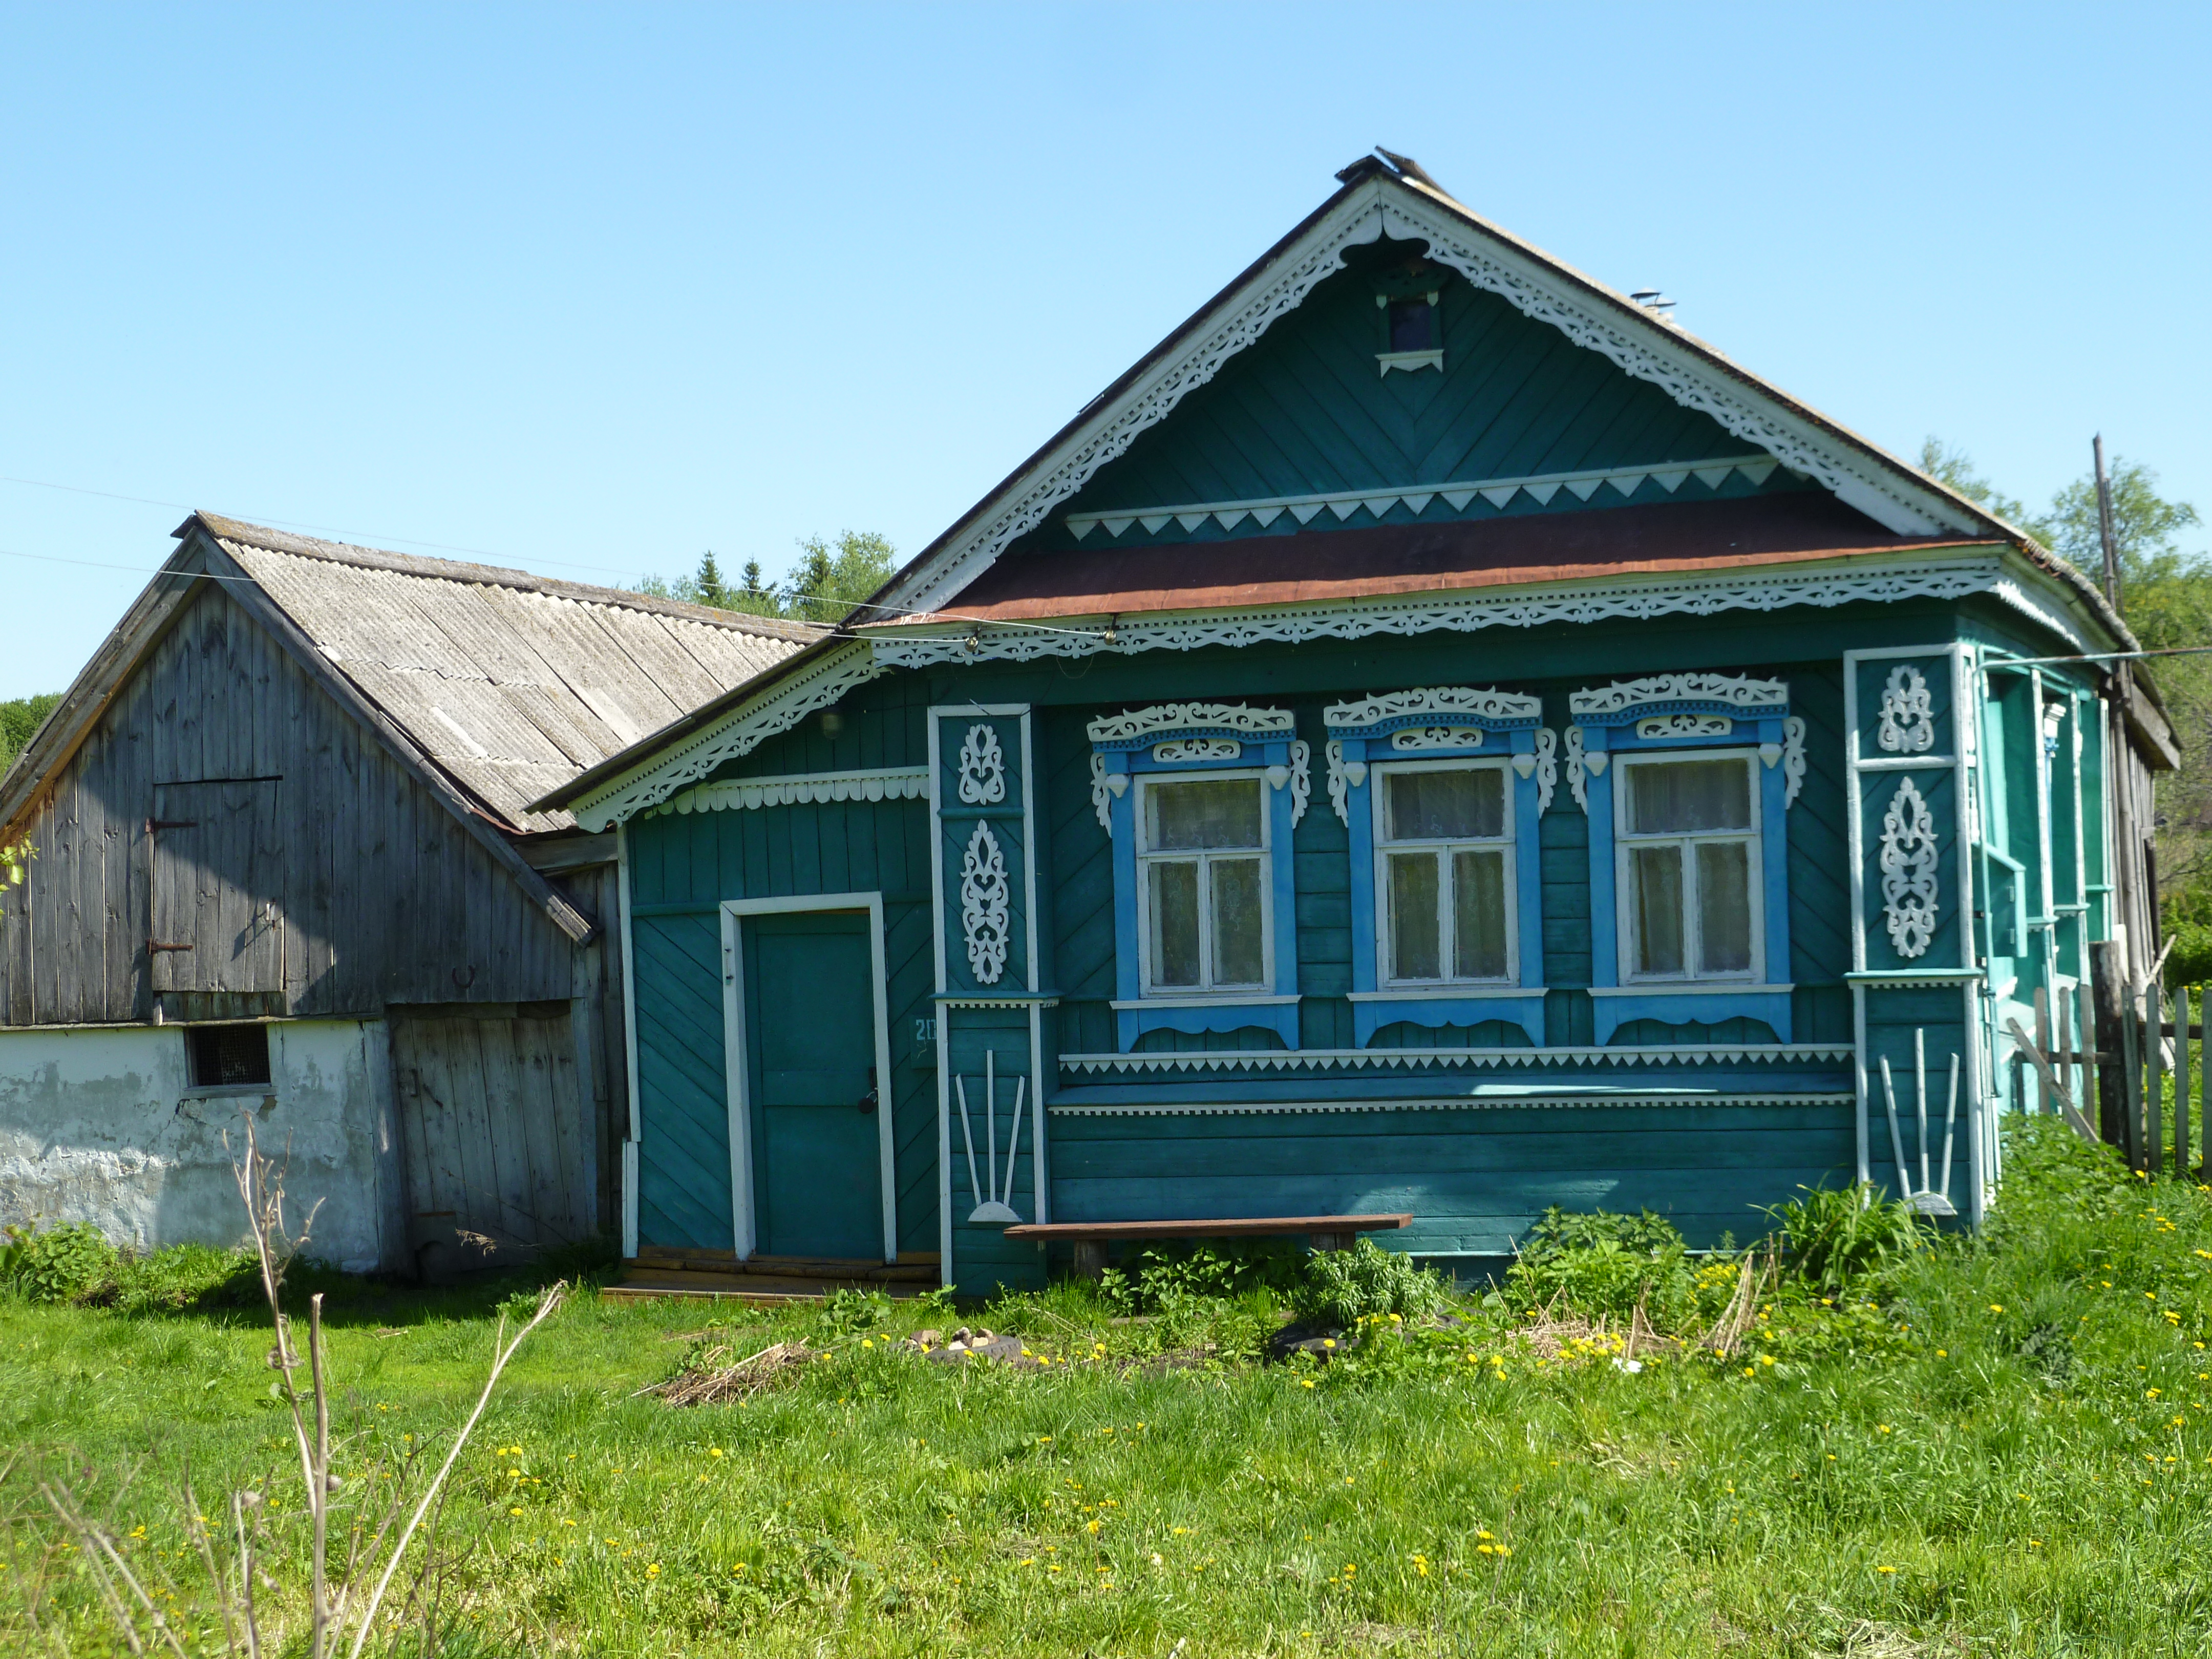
<box><xmin>743</xmin><ymin>911</ymin><xmax>883</xmax><ymax>1260</ymax></box>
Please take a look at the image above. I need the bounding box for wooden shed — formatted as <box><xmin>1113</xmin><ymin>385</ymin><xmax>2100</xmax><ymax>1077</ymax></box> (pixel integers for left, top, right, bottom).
<box><xmin>538</xmin><ymin>152</ymin><xmax>2178</xmax><ymax>1298</ymax></box>
<box><xmin>0</xmin><ymin>515</ymin><xmax>817</xmax><ymax>1274</ymax></box>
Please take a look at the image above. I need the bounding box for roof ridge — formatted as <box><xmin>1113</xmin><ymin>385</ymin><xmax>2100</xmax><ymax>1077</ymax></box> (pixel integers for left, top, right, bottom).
<box><xmin>178</xmin><ymin>512</ymin><xmax>824</xmax><ymax>644</ymax></box>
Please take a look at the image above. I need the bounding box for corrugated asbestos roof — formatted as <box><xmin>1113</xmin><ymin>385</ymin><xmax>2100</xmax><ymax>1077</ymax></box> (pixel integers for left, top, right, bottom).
<box><xmin>194</xmin><ymin>514</ymin><xmax>822</xmax><ymax>834</ymax></box>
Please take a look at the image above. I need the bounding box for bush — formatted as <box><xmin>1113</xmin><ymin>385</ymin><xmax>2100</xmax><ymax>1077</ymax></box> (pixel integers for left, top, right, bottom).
<box><xmin>1505</xmin><ymin>1207</ymin><xmax>1697</xmax><ymax>1326</ymax></box>
<box><xmin>1294</xmin><ymin>1239</ymin><xmax>1444</xmax><ymax>1329</ymax></box>
<box><xmin>1099</xmin><ymin>1242</ymin><xmax>1299</xmax><ymax>1317</ymax></box>
<box><xmin>1766</xmin><ymin>1183</ymin><xmax>1924</xmax><ymax>1293</ymax></box>
<box><xmin>0</xmin><ymin>1220</ymin><xmax>118</xmax><ymax>1304</ymax></box>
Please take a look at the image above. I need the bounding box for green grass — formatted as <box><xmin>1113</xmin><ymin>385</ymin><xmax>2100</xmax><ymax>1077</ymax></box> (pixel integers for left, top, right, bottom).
<box><xmin>5</xmin><ymin>1118</ymin><xmax>2212</xmax><ymax>1656</ymax></box>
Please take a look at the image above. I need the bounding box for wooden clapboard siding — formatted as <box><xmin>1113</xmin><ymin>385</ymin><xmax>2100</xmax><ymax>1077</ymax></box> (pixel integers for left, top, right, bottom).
<box><xmin>1047</xmin><ymin>1103</ymin><xmax>1857</xmax><ymax>1254</ymax></box>
<box><xmin>0</xmin><ymin>586</ymin><xmax>576</xmax><ymax>1025</ymax></box>
<box><xmin>1015</xmin><ymin>245</ymin><xmax>1815</xmax><ymax>556</ymax></box>
<box><xmin>625</xmin><ymin>787</ymin><xmax>940</xmax><ymax>1254</ymax></box>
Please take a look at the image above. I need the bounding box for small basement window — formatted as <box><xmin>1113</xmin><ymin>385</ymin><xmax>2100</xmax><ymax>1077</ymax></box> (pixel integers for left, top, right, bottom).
<box><xmin>186</xmin><ymin>1024</ymin><xmax>272</xmax><ymax>1090</ymax></box>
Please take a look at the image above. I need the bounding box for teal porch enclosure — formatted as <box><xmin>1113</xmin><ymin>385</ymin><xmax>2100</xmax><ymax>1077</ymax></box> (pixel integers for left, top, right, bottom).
<box><xmin>742</xmin><ymin>909</ymin><xmax>886</xmax><ymax>1260</ymax></box>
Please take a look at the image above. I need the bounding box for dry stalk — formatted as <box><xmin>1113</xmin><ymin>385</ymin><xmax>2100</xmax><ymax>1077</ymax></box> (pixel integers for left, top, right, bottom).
<box><xmin>647</xmin><ymin>1339</ymin><xmax>813</xmax><ymax>1406</ymax></box>
<box><xmin>344</xmin><ymin>1282</ymin><xmax>566</xmax><ymax>1659</ymax></box>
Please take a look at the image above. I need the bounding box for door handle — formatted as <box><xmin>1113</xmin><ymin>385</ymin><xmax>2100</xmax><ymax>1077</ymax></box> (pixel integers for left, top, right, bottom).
<box><xmin>858</xmin><ymin>1067</ymin><xmax>879</xmax><ymax>1115</ymax></box>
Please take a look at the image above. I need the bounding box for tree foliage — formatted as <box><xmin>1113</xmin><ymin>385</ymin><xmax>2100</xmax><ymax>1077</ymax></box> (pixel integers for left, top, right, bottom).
<box><xmin>1923</xmin><ymin>438</ymin><xmax>2212</xmax><ymax>949</ymax></box>
<box><xmin>634</xmin><ymin>532</ymin><xmax>895</xmax><ymax>626</ymax></box>
<box><xmin>0</xmin><ymin>691</ymin><xmax>60</xmax><ymax>778</ymax></box>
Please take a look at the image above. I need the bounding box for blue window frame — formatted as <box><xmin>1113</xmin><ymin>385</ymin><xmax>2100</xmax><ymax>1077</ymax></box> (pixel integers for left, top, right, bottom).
<box><xmin>1326</xmin><ymin>689</ymin><xmax>1554</xmax><ymax>1047</ymax></box>
<box><xmin>1088</xmin><ymin>704</ymin><xmax>1309</xmax><ymax>1049</ymax></box>
<box><xmin>1566</xmin><ymin>675</ymin><xmax>1803</xmax><ymax>1044</ymax></box>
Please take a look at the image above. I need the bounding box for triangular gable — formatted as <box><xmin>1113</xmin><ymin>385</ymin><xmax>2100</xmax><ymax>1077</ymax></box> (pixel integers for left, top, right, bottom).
<box><xmin>0</xmin><ymin>529</ymin><xmax>595</xmax><ymax>943</ymax></box>
<box><xmin>539</xmin><ymin>153</ymin><xmax>2125</xmax><ymax>831</ymax></box>
<box><xmin>877</xmin><ymin>153</ymin><xmax>1995</xmax><ymax>618</ymax></box>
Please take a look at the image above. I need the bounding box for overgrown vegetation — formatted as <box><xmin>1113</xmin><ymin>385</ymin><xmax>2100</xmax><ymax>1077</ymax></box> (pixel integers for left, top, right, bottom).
<box><xmin>6</xmin><ymin>1116</ymin><xmax>2212</xmax><ymax>1654</ymax></box>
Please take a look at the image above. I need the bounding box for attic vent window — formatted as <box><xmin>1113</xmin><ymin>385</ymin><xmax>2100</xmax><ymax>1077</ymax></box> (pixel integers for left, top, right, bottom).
<box><xmin>1374</xmin><ymin>285</ymin><xmax>1444</xmax><ymax>376</ymax></box>
<box><xmin>186</xmin><ymin>1024</ymin><xmax>272</xmax><ymax>1091</ymax></box>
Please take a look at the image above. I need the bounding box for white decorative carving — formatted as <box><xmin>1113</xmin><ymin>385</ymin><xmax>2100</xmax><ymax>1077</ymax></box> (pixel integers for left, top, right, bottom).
<box><xmin>1391</xmin><ymin>726</ymin><xmax>1484</xmax><ymax>751</ymax></box>
<box><xmin>1876</xmin><ymin>665</ymin><xmax>1937</xmax><ymax>753</ymax></box>
<box><xmin>1066</xmin><ymin>456</ymin><xmax>1774</xmax><ymax>541</ymax></box>
<box><xmin>960</xmin><ymin>822</ymin><xmax>1011</xmax><ymax>984</ymax></box>
<box><xmin>1564</xmin><ymin>725</ymin><xmax>1588</xmax><ymax>812</ymax></box>
<box><xmin>1086</xmin><ymin>703</ymin><xmax>1295</xmax><ymax>744</ymax></box>
<box><xmin>1325</xmin><ymin>739</ymin><xmax>1365</xmax><ymax>826</ymax></box>
<box><xmin>1089</xmin><ymin>752</ymin><xmax>1113</xmax><ymax>833</ymax></box>
<box><xmin>569</xmin><ymin>641</ymin><xmax>888</xmax><ymax>830</ymax></box>
<box><xmin>1058</xmin><ymin>1041</ymin><xmax>1856</xmax><ymax>1074</ymax></box>
<box><xmin>1879</xmin><ymin>777</ymin><xmax>1940</xmax><ymax>959</ymax></box>
<box><xmin>1782</xmin><ymin>716</ymin><xmax>1806</xmax><ymax>806</ymax></box>
<box><xmin>653</xmin><ymin>766</ymin><xmax>930</xmax><ymax>817</ymax></box>
<box><xmin>889</xmin><ymin>179</ymin><xmax>1961</xmax><ymax>617</ymax></box>
<box><xmin>578</xmin><ymin>559</ymin><xmax>2014</xmax><ymax>830</ymax></box>
<box><xmin>1324</xmin><ymin>685</ymin><xmax>1541</xmax><ymax>730</ymax></box>
<box><xmin>1152</xmin><ymin>738</ymin><xmax>1241</xmax><ymax>763</ymax></box>
<box><xmin>956</xmin><ymin>723</ymin><xmax>1006</xmax><ymax>804</ymax></box>
<box><xmin>867</xmin><ymin>560</ymin><xmax>2003</xmax><ymax>673</ymax></box>
<box><xmin>1288</xmin><ymin>739</ymin><xmax>1311</xmax><ymax>827</ymax></box>
<box><xmin>1569</xmin><ymin>674</ymin><xmax>1789</xmax><ymax>719</ymax></box>
<box><xmin>1533</xmin><ymin>727</ymin><xmax>1558</xmax><ymax>814</ymax></box>
<box><xmin>1636</xmin><ymin>713</ymin><xmax>1731</xmax><ymax>740</ymax></box>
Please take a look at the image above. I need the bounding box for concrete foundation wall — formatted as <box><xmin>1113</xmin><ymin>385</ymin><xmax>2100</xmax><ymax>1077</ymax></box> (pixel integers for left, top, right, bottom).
<box><xmin>0</xmin><ymin>1020</ymin><xmax>401</xmax><ymax>1272</ymax></box>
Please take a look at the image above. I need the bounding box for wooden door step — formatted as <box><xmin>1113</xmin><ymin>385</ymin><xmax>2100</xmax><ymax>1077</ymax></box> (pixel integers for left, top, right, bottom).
<box><xmin>601</xmin><ymin>1265</ymin><xmax>936</xmax><ymax>1305</ymax></box>
<box><xmin>624</xmin><ymin>1251</ymin><xmax>937</xmax><ymax>1284</ymax></box>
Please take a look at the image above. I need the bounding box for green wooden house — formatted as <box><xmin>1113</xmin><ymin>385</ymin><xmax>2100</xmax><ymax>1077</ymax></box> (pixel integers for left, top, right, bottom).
<box><xmin>535</xmin><ymin>151</ymin><xmax>2175</xmax><ymax>1294</ymax></box>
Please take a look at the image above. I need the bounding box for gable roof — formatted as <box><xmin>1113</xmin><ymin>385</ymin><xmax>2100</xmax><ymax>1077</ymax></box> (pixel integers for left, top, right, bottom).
<box><xmin>0</xmin><ymin>514</ymin><xmax>823</xmax><ymax>852</ymax></box>
<box><xmin>866</xmin><ymin>151</ymin><xmax>2122</xmax><ymax>643</ymax></box>
<box><xmin>532</xmin><ymin>151</ymin><xmax>2134</xmax><ymax>830</ymax></box>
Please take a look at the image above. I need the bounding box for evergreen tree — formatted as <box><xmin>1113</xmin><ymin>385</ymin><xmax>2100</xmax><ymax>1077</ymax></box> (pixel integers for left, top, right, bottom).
<box><xmin>694</xmin><ymin>551</ymin><xmax>730</xmax><ymax>609</ymax></box>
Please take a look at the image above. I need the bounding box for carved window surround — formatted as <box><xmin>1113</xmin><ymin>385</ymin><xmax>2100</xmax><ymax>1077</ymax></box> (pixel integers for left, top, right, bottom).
<box><xmin>1566</xmin><ymin>674</ymin><xmax>1801</xmax><ymax>1044</ymax></box>
<box><xmin>1086</xmin><ymin>703</ymin><xmax>1309</xmax><ymax>1050</ymax></box>
<box><xmin>1324</xmin><ymin>687</ymin><xmax>1554</xmax><ymax>1047</ymax></box>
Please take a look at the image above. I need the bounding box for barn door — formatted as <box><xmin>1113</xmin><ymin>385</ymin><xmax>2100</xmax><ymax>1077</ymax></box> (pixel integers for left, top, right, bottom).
<box><xmin>150</xmin><ymin>778</ymin><xmax>285</xmax><ymax>994</ymax></box>
<box><xmin>390</xmin><ymin>1009</ymin><xmax>590</xmax><ymax>1279</ymax></box>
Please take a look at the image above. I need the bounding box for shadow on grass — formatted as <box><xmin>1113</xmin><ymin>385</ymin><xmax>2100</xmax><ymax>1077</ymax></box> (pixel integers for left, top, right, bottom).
<box><xmin>67</xmin><ymin>1232</ymin><xmax>623</xmax><ymax>1331</ymax></box>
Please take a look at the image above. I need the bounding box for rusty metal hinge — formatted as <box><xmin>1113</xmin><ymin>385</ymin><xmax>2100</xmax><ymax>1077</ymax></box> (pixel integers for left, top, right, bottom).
<box><xmin>147</xmin><ymin>940</ymin><xmax>194</xmax><ymax>953</ymax></box>
<box><xmin>146</xmin><ymin>819</ymin><xmax>196</xmax><ymax>833</ymax></box>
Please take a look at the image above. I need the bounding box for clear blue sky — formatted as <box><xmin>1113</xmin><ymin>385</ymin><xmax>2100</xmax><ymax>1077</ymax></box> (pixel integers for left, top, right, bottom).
<box><xmin>3</xmin><ymin>2</ymin><xmax>2206</xmax><ymax>700</ymax></box>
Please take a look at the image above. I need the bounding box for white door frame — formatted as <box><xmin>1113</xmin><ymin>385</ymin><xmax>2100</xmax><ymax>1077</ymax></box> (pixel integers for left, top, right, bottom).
<box><xmin>719</xmin><ymin>892</ymin><xmax>898</xmax><ymax>1263</ymax></box>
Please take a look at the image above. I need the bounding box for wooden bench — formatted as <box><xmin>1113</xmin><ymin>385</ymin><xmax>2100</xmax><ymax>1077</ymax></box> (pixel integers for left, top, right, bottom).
<box><xmin>1002</xmin><ymin>1214</ymin><xmax>1414</xmax><ymax>1279</ymax></box>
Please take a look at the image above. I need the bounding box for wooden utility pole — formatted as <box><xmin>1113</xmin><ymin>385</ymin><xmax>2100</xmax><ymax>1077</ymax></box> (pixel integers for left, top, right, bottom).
<box><xmin>2094</xmin><ymin>434</ymin><xmax>2122</xmax><ymax>610</ymax></box>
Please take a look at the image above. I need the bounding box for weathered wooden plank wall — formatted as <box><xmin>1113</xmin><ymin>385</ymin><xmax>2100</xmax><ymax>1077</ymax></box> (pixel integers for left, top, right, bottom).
<box><xmin>0</xmin><ymin>585</ymin><xmax>577</xmax><ymax>1025</ymax></box>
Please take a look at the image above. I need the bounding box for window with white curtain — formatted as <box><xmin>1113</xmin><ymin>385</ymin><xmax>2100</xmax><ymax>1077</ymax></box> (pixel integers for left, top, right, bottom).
<box><xmin>1616</xmin><ymin>753</ymin><xmax>1759</xmax><ymax>981</ymax></box>
<box><xmin>1137</xmin><ymin>774</ymin><xmax>1269</xmax><ymax>993</ymax></box>
<box><xmin>1373</xmin><ymin>760</ymin><xmax>1514</xmax><ymax>985</ymax></box>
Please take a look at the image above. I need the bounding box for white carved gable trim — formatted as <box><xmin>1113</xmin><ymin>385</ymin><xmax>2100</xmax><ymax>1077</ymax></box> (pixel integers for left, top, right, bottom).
<box><xmin>882</xmin><ymin>171</ymin><xmax>1981</xmax><ymax>619</ymax></box>
<box><xmin>1066</xmin><ymin>456</ymin><xmax>1779</xmax><ymax>542</ymax></box>
<box><xmin>867</xmin><ymin>555</ymin><xmax>2016</xmax><ymax>671</ymax></box>
<box><xmin>650</xmin><ymin>766</ymin><xmax>930</xmax><ymax>817</ymax></box>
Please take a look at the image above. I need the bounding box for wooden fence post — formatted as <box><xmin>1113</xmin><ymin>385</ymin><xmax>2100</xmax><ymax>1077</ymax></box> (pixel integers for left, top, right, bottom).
<box><xmin>2177</xmin><ymin>984</ymin><xmax>2194</xmax><ymax>1180</ymax></box>
<box><xmin>2145</xmin><ymin>982</ymin><xmax>2164</xmax><ymax>1177</ymax></box>
<box><xmin>2092</xmin><ymin>942</ymin><xmax>2133</xmax><ymax>1165</ymax></box>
